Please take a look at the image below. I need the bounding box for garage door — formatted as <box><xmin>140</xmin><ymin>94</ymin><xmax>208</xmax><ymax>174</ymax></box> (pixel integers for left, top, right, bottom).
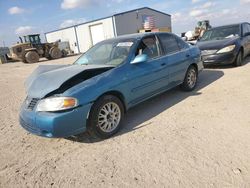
<box><xmin>90</xmin><ymin>24</ymin><xmax>105</xmax><ymax>45</ymax></box>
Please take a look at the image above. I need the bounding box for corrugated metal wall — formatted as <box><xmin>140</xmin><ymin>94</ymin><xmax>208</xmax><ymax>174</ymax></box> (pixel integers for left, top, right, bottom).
<box><xmin>46</xmin><ymin>27</ymin><xmax>79</xmax><ymax>54</ymax></box>
<box><xmin>114</xmin><ymin>8</ymin><xmax>171</xmax><ymax>36</ymax></box>
<box><xmin>45</xmin><ymin>8</ymin><xmax>171</xmax><ymax>54</ymax></box>
<box><xmin>75</xmin><ymin>17</ymin><xmax>115</xmax><ymax>53</ymax></box>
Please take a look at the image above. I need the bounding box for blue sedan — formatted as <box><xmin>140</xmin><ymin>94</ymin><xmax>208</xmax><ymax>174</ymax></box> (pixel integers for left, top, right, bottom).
<box><xmin>19</xmin><ymin>32</ymin><xmax>203</xmax><ymax>139</ymax></box>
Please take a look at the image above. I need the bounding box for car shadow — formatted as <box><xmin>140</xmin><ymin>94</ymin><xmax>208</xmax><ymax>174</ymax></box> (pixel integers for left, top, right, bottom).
<box><xmin>67</xmin><ymin>69</ymin><xmax>224</xmax><ymax>143</ymax></box>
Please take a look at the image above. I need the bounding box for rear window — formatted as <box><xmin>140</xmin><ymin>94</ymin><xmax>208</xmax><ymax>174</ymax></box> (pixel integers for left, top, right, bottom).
<box><xmin>158</xmin><ymin>34</ymin><xmax>180</xmax><ymax>55</ymax></box>
<box><xmin>176</xmin><ymin>37</ymin><xmax>189</xmax><ymax>50</ymax></box>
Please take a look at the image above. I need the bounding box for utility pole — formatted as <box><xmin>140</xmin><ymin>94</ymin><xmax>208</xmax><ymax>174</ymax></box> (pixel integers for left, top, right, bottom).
<box><xmin>2</xmin><ymin>41</ymin><xmax>5</xmax><ymax>47</ymax></box>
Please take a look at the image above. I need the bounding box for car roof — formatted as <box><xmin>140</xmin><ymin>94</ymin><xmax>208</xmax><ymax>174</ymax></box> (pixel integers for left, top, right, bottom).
<box><xmin>105</xmin><ymin>32</ymin><xmax>174</xmax><ymax>41</ymax></box>
<box><xmin>210</xmin><ymin>22</ymin><xmax>249</xmax><ymax>30</ymax></box>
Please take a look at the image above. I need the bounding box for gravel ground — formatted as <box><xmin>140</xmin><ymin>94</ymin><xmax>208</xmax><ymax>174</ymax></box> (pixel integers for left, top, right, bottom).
<box><xmin>0</xmin><ymin>56</ymin><xmax>250</xmax><ymax>188</ymax></box>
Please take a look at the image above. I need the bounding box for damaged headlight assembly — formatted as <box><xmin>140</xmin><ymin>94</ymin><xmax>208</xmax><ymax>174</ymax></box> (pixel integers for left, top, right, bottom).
<box><xmin>36</xmin><ymin>97</ymin><xmax>78</xmax><ymax>112</ymax></box>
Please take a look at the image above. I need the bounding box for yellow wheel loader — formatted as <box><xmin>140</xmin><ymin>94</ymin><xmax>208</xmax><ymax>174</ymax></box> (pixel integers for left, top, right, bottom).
<box><xmin>9</xmin><ymin>34</ymin><xmax>66</xmax><ymax>63</ymax></box>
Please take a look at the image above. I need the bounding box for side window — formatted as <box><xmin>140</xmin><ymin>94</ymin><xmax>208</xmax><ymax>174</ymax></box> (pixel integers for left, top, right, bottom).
<box><xmin>29</xmin><ymin>37</ymin><xmax>34</xmax><ymax>43</ymax></box>
<box><xmin>135</xmin><ymin>36</ymin><xmax>159</xmax><ymax>59</ymax></box>
<box><xmin>34</xmin><ymin>36</ymin><xmax>41</xmax><ymax>44</ymax></box>
<box><xmin>247</xmin><ymin>24</ymin><xmax>250</xmax><ymax>33</ymax></box>
<box><xmin>243</xmin><ymin>24</ymin><xmax>248</xmax><ymax>35</ymax></box>
<box><xmin>175</xmin><ymin>37</ymin><xmax>189</xmax><ymax>50</ymax></box>
<box><xmin>158</xmin><ymin>34</ymin><xmax>180</xmax><ymax>55</ymax></box>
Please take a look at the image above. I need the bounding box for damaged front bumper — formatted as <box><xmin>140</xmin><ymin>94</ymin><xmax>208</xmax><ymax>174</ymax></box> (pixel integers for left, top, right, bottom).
<box><xmin>19</xmin><ymin>101</ymin><xmax>93</xmax><ymax>138</ymax></box>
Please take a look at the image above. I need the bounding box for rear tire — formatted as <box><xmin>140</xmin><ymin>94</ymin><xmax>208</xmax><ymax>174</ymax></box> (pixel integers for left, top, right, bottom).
<box><xmin>49</xmin><ymin>47</ymin><xmax>62</xmax><ymax>59</ymax></box>
<box><xmin>21</xmin><ymin>57</ymin><xmax>27</xmax><ymax>63</ymax></box>
<box><xmin>24</xmin><ymin>51</ymin><xmax>39</xmax><ymax>64</ymax></box>
<box><xmin>181</xmin><ymin>65</ymin><xmax>198</xmax><ymax>91</ymax></box>
<box><xmin>234</xmin><ymin>50</ymin><xmax>243</xmax><ymax>67</ymax></box>
<box><xmin>87</xmin><ymin>95</ymin><xmax>124</xmax><ymax>139</ymax></box>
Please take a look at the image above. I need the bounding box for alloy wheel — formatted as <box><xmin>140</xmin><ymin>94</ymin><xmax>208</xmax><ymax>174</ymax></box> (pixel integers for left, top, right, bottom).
<box><xmin>187</xmin><ymin>69</ymin><xmax>197</xmax><ymax>88</ymax></box>
<box><xmin>97</xmin><ymin>102</ymin><xmax>121</xmax><ymax>133</ymax></box>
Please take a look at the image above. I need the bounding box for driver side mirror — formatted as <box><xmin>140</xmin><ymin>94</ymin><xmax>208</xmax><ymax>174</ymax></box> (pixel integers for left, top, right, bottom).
<box><xmin>131</xmin><ymin>54</ymin><xmax>148</xmax><ymax>64</ymax></box>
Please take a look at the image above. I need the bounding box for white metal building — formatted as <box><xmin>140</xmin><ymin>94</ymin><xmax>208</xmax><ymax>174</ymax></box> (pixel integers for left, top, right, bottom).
<box><xmin>45</xmin><ymin>7</ymin><xmax>171</xmax><ymax>54</ymax></box>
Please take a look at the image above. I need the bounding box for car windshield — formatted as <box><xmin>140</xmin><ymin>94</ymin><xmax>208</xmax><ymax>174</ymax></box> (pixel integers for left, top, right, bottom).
<box><xmin>74</xmin><ymin>39</ymin><xmax>135</xmax><ymax>66</ymax></box>
<box><xmin>200</xmin><ymin>25</ymin><xmax>240</xmax><ymax>41</ymax></box>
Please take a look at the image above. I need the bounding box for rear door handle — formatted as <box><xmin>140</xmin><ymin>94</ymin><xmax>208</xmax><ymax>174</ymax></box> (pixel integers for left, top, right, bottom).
<box><xmin>186</xmin><ymin>54</ymin><xmax>190</xmax><ymax>57</ymax></box>
<box><xmin>161</xmin><ymin>63</ymin><xmax>166</xmax><ymax>66</ymax></box>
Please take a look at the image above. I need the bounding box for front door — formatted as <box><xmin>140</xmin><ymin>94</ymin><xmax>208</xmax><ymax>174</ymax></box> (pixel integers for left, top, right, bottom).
<box><xmin>125</xmin><ymin>35</ymin><xmax>169</xmax><ymax>106</ymax></box>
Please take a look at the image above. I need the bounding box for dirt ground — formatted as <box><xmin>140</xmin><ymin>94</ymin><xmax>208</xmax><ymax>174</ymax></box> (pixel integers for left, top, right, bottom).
<box><xmin>0</xmin><ymin>55</ymin><xmax>250</xmax><ymax>188</ymax></box>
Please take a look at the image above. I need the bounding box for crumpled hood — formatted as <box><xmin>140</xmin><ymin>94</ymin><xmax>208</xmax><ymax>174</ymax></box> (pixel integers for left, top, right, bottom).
<box><xmin>25</xmin><ymin>64</ymin><xmax>114</xmax><ymax>98</ymax></box>
<box><xmin>196</xmin><ymin>37</ymin><xmax>239</xmax><ymax>50</ymax></box>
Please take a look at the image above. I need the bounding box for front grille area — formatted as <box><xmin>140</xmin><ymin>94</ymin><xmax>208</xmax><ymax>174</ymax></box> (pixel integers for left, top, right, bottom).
<box><xmin>201</xmin><ymin>50</ymin><xmax>217</xmax><ymax>56</ymax></box>
<box><xmin>26</xmin><ymin>97</ymin><xmax>39</xmax><ymax>110</ymax></box>
<box><xmin>19</xmin><ymin>117</ymin><xmax>41</xmax><ymax>135</ymax></box>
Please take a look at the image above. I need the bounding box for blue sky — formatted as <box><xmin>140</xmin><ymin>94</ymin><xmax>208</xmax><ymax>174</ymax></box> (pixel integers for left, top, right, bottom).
<box><xmin>0</xmin><ymin>0</ymin><xmax>250</xmax><ymax>47</ymax></box>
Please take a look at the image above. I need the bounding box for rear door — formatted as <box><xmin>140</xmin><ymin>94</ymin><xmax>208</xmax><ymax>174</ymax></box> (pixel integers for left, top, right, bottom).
<box><xmin>157</xmin><ymin>33</ymin><xmax>190</xmax><ymax>88</ymax></box>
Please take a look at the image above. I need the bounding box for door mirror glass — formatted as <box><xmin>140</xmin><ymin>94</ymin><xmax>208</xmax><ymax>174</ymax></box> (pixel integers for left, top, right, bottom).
<box><xmin>131</xmin><ymin>54</ymin><xmax>148</xmax><ymax>64</ymax></box>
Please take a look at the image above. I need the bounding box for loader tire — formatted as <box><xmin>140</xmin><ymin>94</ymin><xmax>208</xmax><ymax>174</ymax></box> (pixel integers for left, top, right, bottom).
<box><xmin>49</xmin><ymin>47</ymin><xmax>62</xmax><ymax>59</ymax></box>
<box><xmin>24</xmin><ymin>51</ymin><xmax>39</xmax><ymax>64</ymax></box>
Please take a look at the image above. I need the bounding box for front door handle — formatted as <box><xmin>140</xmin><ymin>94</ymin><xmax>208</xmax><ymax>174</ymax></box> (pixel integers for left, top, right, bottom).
<box><xmin>161</xmin><ymin>63</ymin><xmax>166</xmax><ymax>66</ymax></box>
<box><xmin>186</xmin><ymin>54</ymin><xmax>190</xmax><ymax>58</ymax></box>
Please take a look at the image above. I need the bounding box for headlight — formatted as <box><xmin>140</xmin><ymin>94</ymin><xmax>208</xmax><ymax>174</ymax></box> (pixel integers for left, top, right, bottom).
<box><xmin>216</xmin><ymin>45</ymin><xmax>236</xmax><ymax>54</ymax></box>
<box><xmin>36</xmin><ymin>97</ymin><xmax>78</xmax><ymax>112</ymax></box>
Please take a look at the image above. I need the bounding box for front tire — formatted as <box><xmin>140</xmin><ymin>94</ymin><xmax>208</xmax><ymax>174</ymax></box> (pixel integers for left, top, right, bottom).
<box><xmin>49</xmin><ymin>47</ymin><xmax>62</xmax><ymax>59</ymax></box>
<box><xmin>24</xmin><ymin>51</ymin><xmax>39</xmax><ymax>64</ymax></box>
<box><xmin>181</xmin><ymin>65</ymin><xmax>198</xmax><ymax>91</ymax></box>
<box><xmin>87</xmin><ymin>95</ymin><xmax>124</xmax><ymax>139</ymax></box>
<box><xmin>234</xmin><ymin>50</ymin><xmax>243</xmax><ymax>67</ymax></box>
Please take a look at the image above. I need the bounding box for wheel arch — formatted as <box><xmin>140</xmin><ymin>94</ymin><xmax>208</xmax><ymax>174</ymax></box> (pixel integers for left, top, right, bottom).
<box><xmin>96</xmin><ymin>90</ymin><xmax>127</xmax><ymax>112</ymax></box>
<box><xmin>185</xmin><ymin>63</ymin><xmax>198</xmax><ymax>76</ymax></box>
<box><xmin>239</xmin><ymin>46</ymin><xmax>244</xmax><ymax>57</ymax></box>
<box><xmin>190</xmin><ymin>63</ymin><xmax>198</xmax><ymax>72</ymax></box>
